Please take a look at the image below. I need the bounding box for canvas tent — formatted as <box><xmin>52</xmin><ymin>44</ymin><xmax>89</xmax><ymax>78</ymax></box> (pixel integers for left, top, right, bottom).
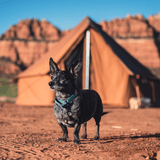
<box><xmin>14</xmin><ymin>17</ymin><xmax>160</xmax><ymax>107</ymax></box>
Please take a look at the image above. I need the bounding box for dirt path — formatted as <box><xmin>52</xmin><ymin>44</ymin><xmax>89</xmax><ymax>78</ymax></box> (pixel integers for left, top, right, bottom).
<box><xmin>0</xmin><ymin>103</ymin><xmax>160</xmax><ymax>160</ymax></box>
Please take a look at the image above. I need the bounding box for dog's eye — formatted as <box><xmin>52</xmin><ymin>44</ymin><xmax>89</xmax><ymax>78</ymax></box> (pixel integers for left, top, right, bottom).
<box><xmin>60</xmin><ymin>79</ymin><xmax>65</xmax><ymax>83</ymax></box>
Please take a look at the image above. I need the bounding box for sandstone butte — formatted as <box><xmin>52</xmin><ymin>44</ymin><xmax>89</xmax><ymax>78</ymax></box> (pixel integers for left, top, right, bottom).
<box><xmin>0</xmin><ymin>14</ymin><xmax>160</xmax><ymax>77</ymax></box>
<box><xmin>100</xmin><ymin>13</ymin><xmax>160</xmax><ymax>78</ymax></box>
<box><xmin>0</xmin><ymin>19</ymin><xmax>63</xmax><ymax>76</ymax></box>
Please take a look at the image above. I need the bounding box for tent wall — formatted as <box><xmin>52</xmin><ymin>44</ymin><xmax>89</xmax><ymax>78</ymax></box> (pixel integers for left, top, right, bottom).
<box><xmin>16</xmin><ymin>75</ymin><xmax>54</xmax><ymax>106</ymax></box>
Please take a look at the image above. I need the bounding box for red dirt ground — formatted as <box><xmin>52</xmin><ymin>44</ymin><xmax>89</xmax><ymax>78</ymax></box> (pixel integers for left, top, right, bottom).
<box><xmin>0</xmin><ymin>103</ymin><xmax>160</xmax><ymax>160</ymax></box>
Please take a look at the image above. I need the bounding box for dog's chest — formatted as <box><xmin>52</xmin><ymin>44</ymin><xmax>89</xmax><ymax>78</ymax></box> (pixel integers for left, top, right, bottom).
<box><xmin>53</xmin><ymin>100</ymin><xmax>80</xmax><ymax>127</ymax></box>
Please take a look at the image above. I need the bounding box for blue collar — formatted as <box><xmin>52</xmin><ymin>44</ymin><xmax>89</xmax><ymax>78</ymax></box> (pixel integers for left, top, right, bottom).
<box><xmin>55</xmin><ymin>90</ymin><xmax>77</xmax><ymax>108</ymax></box>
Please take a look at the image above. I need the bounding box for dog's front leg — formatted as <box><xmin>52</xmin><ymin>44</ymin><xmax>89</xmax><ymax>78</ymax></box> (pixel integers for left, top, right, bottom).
<box><xmin>73</xmin><ymin>123</ymin><xmax>81</xmax><ymax>144</ymax></box>
<box><xmin>57</xmin><ymin>122</ymin><xmax>68</xmax><ymax>142</ymax></box>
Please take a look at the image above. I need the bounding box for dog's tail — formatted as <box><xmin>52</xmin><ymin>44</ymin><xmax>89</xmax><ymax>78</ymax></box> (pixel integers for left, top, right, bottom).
<box><xmin>102</xmin><ymin>112</ymin><xmax>109</xmax><ymax>116</ymax></box>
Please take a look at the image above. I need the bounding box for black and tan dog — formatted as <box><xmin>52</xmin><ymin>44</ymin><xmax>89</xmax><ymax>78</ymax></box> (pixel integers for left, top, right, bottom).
<box><xmin>48</xmin><ymin>57</ymin><xmax>103</xmax><ymax>144</ymax></box>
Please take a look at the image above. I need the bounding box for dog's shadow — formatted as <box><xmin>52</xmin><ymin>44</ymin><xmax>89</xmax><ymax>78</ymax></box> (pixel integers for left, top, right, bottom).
<box><xmin>81</xmin><ymin>133</ymin><xmax>160</xmax><ymax>144</ymax></box>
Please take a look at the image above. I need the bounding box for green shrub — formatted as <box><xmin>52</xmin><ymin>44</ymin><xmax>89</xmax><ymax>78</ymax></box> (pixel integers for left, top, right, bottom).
<box><xmin>0</xmin><ymin>78</ymin><xmax>17</xmax><ymax>98</ymax></box>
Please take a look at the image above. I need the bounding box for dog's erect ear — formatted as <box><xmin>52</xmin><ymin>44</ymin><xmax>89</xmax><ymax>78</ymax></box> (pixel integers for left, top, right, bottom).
<box><xmin>69</xmin><ymin>59</ymin><xmax>82</xmax><ymax>78</ymax></box>
<box><xmin>49</xmin><ymin>57</ymin><xmax>59</xmax><ymax>74</ymax></box>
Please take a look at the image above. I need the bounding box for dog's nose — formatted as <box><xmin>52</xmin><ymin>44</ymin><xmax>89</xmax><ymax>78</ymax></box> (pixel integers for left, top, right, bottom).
<box><xmin>48</xmin><ymin>81</ymin><xmax>54</xmax><ymax>86</ymax></box>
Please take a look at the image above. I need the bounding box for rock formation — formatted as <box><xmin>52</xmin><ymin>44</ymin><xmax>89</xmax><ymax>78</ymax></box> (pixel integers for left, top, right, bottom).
<box><xmin>100</xmin><ymin>13</ymin><xmax>160</xmax><ymax>70</ymax></box>
<box><xmin>148</xmin><ymin>13</ymin><xmax>160</xmax><ymax>33</ymax></box>
<box><xmin>0</xmin><ymin>19</ymin><xmax>61</xmax><ymax>76</ymax></box>
<box><xmin>0</xmin><ymin>57</ymin><xmax>21</xmax><ymax>76</ymax></box>
<box><xmin>100</xmin><ymin>14</ymin><xmax>154</xmax><ymax>38</ymax></box>
<box><xmin>0</xmin><ymin>19</ymin><xmax>61</xmax><ymax>41</ymax></box>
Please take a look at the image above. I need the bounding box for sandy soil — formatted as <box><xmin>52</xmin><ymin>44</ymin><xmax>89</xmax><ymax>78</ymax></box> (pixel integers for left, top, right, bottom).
<box><xmin>0</xmin><ymin>103</ymin><xmax>160</xmax><ymax>160</ymax></box>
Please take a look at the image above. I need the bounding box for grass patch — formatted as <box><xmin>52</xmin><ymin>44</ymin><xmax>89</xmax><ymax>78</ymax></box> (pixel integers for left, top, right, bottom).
<box><xmin>0</xmin><ymin>77</ymin><xmax>9</xmax><ymax>82</ymax></box>
<box><xmin>0</xmin><ymin>78</ymin><xmax>17</xmax><ymax>98</ymax></box>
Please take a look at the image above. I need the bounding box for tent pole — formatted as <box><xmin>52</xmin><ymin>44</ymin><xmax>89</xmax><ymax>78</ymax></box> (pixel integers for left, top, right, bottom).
<box><xmin>150</xmin><ymin>81</ymin><xmax>156</xmax><ymax>104</ymax></box>
<box><xmin>85</xmin><ymin>30</ymin><xmax>90</xmax><ymax>89</ymax></box>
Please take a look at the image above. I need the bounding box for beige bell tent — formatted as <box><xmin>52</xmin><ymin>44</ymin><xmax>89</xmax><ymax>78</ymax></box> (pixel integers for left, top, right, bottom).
<box><xmin>14</xmin><ymin>17</ymin><xmax>160</xmax><ymax>107</ymax></box>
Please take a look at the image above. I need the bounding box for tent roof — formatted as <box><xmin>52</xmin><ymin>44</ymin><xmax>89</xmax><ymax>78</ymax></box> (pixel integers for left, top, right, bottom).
<box><xmin>14</xmin><ymin>16</ymin><xmax>155</xmax><ymax>81</ymax></box>
<box><xmin>91</xmin><ymin>21</ymin><xmax>155</xmax><ymax>79</ymax></box>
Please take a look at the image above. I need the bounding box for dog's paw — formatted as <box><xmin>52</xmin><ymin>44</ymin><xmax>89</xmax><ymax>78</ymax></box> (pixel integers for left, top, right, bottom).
<box><xmin>57</xmin><ymin>137</ymin><xmax>68</xmax><ymax>142</ymax></box>
<box><xmin>73</xmin><ymin>139</ymin><xmax>81</xmax><ymax>144</ymax></box>
<box><xmin>93</xmin><ymin>136</ymin><xmax>100</xmax><ymax>140</ymax></box>
<box><xmin>81</xmin><ymin>134</ymin><xmax>87</xmax><ymax>139</ymax></box>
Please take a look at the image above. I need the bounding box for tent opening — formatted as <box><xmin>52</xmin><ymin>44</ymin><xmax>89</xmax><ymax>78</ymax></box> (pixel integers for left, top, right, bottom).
<box><xmin>64</xmin><ymin>39</ymin><xmax>84</xmax><ymax>90</ymax></box>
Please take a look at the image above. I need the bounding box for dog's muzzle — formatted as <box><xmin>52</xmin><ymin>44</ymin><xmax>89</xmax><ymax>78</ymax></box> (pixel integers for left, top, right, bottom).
<box><xmin>48</xmin><ymin>81</ymin><xmax>54</xmax><ymax>86</ymax></box>
<box><xmin>48</xmin><ymin>81</ymin><xmax>55</xmax><ymax>90</ymax></box>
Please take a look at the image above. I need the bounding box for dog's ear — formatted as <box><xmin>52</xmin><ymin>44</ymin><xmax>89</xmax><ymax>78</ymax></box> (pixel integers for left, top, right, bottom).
<box><xmin>69</xmin><ymin>59</ymin><xmax>82</xmax><ymax>78</ymax></box>
<box><xmin>49</xmin><ymin>57</ymin><xmax>59</xmax><ymax>74</ymax></box>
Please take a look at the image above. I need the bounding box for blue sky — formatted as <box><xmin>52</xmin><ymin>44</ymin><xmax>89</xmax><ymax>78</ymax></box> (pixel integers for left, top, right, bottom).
<box><xmin>0</xmin><ymin>0</ymin><xmax>160</xmax><ymax>36</ymax></box>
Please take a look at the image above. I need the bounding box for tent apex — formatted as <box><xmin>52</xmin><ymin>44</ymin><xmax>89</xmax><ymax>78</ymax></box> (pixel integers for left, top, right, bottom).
<box><xmin>84</xmin><ymin>16</ymin><xmax>92</xmax><ymax>23</ymax></box>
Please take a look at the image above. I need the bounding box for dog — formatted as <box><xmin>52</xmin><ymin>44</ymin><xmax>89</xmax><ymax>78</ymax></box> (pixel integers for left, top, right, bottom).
<box><xmin>48</xmin><ymin>57</ymin><xmax>103</xmax><ymax>144</ymax></box>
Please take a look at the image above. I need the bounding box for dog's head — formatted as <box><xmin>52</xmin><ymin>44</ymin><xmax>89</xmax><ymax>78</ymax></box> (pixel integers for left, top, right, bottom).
<box><xmin>48</xmin><ymin>57</ymin><xmax>82</xmax><ymax>92</ymax></box>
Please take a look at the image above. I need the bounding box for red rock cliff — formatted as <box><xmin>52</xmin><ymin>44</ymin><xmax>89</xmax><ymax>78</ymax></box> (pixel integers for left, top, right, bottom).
<box><xmin>0</xmin><ymin>19</ymin><xmax>61</xmax><ymax>76</ymax></box>
<box><xmin>0</xmin><ymin>19</ymin><xmax>61</xmax><ymax>41</ymax></box>
<box><xmin>100</xmin><ymin>13</ymin><xmax>160</xmax><ymax>69</ymax></box>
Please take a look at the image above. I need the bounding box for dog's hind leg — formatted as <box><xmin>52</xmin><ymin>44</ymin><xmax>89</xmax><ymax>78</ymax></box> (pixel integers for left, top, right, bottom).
<box><xmin>57</xmin><ymin>122</ymin><xmax>68</xmax><ymax>142</ymax></box>
<box><xmin>93</xmin><ymin>121</ymin><xmax>100</xmax><ymax>140</ymax></box>
<box><xmin>93</xmin><ymin>104</ymin><xmax>103</xmax><ymax>140</ymax></box>
<box><xmin>81</xmin><ymin>122</ymin><xmax>87</xmax><ymax>139</ymax></box>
